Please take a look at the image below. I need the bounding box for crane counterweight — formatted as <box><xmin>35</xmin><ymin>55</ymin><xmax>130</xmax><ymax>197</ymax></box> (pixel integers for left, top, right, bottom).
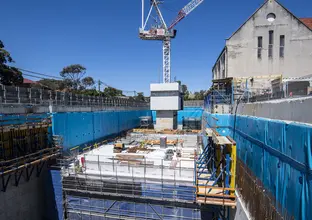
<box><xmin>139</xmin><ymin>28</ymin><xmax>176</xmax><ymax>41</ymax></box>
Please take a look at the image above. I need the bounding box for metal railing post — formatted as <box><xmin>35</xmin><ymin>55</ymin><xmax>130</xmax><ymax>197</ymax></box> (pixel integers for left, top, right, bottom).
<box><xmin>40</xmin><ymin>89</ymin><xmax>43</xmax><ymax>104</ymax></box>
<box><xmin>29</xmin><ymin>87</ymin><xmax>32</xmax><ymax>104</ymax></box>
<box><xmin>17</xmin><ymin>87</ymin><xmax>20</xmax><ymax>104</ymax></box>
<box><xmin>55</xmin><ymin>91</ymin><xmax>58</xmax><ymax>105</ymax></box>
<box><xmin>49</xmin><ymin>90</ymin><xmax>52</xmax><ymax>105</ymax></box>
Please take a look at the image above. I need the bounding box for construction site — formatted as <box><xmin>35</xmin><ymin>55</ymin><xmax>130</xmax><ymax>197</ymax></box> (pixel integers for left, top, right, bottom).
<box><xmin>58</xmin><ymin>125</ymin><xmax>237</xmax><ymax>219</ymax></box>
<box><xmin>1</xmin><ymin>0</ymin><xmax>312</xmax><ymax>219</ymax></box>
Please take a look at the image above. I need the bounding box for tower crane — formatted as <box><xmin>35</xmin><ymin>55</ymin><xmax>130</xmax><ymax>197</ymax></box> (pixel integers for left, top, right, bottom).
<box><xmin>139</xmin><ymin>0</ymin><xmax>204</xmax><ymax>83</ymax></box>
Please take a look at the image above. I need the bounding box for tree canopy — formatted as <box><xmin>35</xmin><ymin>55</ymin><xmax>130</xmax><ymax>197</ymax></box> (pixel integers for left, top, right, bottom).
<box><xmin>60</xmin><ymin>64</ymin><xmax>86</xmax><ymax>90</ymax></box>
<box><xmin>135</xmin><ymin>92</ymin><xmax>145</xmax><ymax>101</ymax></box>
<box><xmin>177</xmin><ymin>80</ymin><xmax>205</xmax><ymax>100</ymax></box>
<box><xmin>0</xmin><ymin>40</ymin><xmax>23</xmax><ymax>85</ymax></box>
<box><xmin>103</xmin><ymin>87</ymin><xmax>123</xmax><ymax>97</ymax></box>
<box><xmin>38</xmin><ymin>79</ymin><xmax>69</xmax><ymax>91</ymax></box>
<box><xmin>81</xmin><ymin>76</ymin><xmax>95</xmax><ymax>89</ymax></box>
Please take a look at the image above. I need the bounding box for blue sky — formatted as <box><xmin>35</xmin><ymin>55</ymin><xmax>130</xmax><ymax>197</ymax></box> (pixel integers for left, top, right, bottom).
<box><xmin>1</xmin><ymin>0</ymin><xmax>312</xmax><ymax>95</ymax></box>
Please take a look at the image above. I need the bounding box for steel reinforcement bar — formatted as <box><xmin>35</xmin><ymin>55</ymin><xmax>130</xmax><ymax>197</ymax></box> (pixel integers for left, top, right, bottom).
<box><xmin>236</xmin><ymin>159</ymin><xmax>294</xmax><ymax>220</ymax></box>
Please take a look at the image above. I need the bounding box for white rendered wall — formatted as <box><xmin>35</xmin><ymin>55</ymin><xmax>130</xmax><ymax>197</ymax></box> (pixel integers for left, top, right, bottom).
<box><xmin>151</xmin><ymin>97</ymin><xmax>180</xmax><ymax>110</ymax></box>
<box><xmin>150</xmin><ymin>83</ymin><xmax>180</xmax><ymax>91</ymax></box>
<box><xmin>154</xmin><ymin>110</ymin><xmax>177</xmax><ymax>130</ymax></box>
<box><xmin>150</xmin><ymin>83</ymin><xmax>182</xmax><ymax>111</ymax></box>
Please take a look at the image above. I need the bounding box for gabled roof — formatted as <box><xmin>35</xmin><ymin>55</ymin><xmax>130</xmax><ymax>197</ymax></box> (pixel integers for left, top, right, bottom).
<box><xmin>300</xmin><ymin>18</ymin><xmax>312</xmax><ymax>30</ymax></box>
<box><xmin>212</xmin><ymin>0</ymin><xmax>312</xmax><ymax>71</ymax></box>
<box><xmin>226</xmin><ymin>1</ymin><xmax>267</xmax><ymax>40</ymax></box>
<box><xmin>227</xmin><ymin>0</ymin><xmax>312</xmax><ymax>40</ymax></box>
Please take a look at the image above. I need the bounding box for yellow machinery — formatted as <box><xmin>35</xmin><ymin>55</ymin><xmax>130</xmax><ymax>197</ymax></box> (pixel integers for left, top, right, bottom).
<box><xmin>114</xmin><ymin>143</ymin><xmax>125</xmax><ymax>153</ymax></box>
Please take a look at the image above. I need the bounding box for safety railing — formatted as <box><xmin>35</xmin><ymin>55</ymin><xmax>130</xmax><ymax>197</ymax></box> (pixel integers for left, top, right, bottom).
<box><xmin>0</xmin><ymin>84</ymin><xmax>149</xmax><ymax>109</ymax></box>
<box><xmin>61</xmin><ymin>154</ymin><xmax>197</xmax><ymax>206</ymax></box>
<box><xmin>65</xmin><ymin>195</ymin><xmax>202</xmax><ymax>220</ymax></box>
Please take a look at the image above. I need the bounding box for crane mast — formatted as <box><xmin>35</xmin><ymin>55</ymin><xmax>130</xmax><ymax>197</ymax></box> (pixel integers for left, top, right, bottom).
<box><xmin>140</xmin><ymin>0</ymin><xmax>203</xmax><ymax>83</ymax></box>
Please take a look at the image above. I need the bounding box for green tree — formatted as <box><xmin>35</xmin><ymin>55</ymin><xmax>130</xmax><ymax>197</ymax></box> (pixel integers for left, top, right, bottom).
<box><xmin>181</xmin><ymin>84</ymin><xmax>188</xmax><ymax>94</ymax></box>
<box><xmin>78</xmin><ymin>89</ymin><xmax>99</xmax><ymax>96</ymax></box>
<box><xmin>60</xmin><ymin>64</ymin><xmax>86</xmax><ymax>90</ymax></box>
<box><xmin>135</xmin><ymin>92</ymin><xmax>145</xmax><ymax>101</ymax></box>
<box><xmin>0</xmin><ymin>40</ymin><xmax>23</xmax><ymax>85</ymax></box>
<box><xmin>81</xmin><ymin>76</ymin><xmax>95</xmax><ymax>89</ymax></box>
<box><xmin>38</xmin><ymin>79</ymin><xmax>68</xmax><ymax>90</ymax></box>
<box><xmin>184</xmin><ymin>91</ymin><xmax>190</xmax><ymax>100</ymax></box>
<box><xmin>194</xmin><ymin>90</ymin><xmax>206</xmax><ymax>100</ymax></box>
<box><xmin>103</xmin><ymin>87</ymin><xmax>123</xmax><ymax>97</ymax></box>
<box><xmin>176</xmin><ymin>80</ymin><xmax>189</xmax><ymax>100</ymax></box>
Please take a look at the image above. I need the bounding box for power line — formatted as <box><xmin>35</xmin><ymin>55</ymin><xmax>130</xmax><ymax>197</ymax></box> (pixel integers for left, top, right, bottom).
<box><xmin>10</xmin><ymin>66</ymin><xmax>138</xmax><ymax>96</ymax></box>
<box><xmin>13</xmin><ymin>67</ymin><xmax>63</xmax><ymax>80</ymax></box>
<box><xmin>22</xmin><ymin>73</ymin><xmax>52</xmax><ymax>80</ymax></box>
<box><xmin>99</xmin><ymin>80</ymin><xmax>137</xmax><ymax>95</ymax></box>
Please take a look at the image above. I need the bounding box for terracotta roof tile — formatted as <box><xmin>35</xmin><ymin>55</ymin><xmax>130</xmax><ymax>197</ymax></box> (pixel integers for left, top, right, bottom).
<box><xmin>300</xmin><ymin>18</ymin><xmax>312</xmax><ymax>30</ymax></box>
<box><xmin>23</xmin><ymin>78</ymin><xmax>37</xmax><ymax>84</ymax></box>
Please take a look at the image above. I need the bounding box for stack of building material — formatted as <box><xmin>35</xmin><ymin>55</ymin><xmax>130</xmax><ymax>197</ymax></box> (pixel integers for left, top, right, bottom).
<box><xmin>132</xmin><ymin>129</ymin><xmax>156</xmax><ymax>134</ymax></box>
<box><xmin>181</xmin><ymin>148</ymin><xmax>195</xmax><ymax>159</ymax></box>
<box><xmin>116</xmin><ymin>154</ymin><xmax>144</xmax><ymax>166</ymax></box>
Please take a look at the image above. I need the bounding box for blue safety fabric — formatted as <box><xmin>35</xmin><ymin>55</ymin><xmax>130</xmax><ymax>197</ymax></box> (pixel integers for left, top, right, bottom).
<box><xmin>204</xmin><ymin>112</ymin><xmax>312</xmax><ymax>219</ymax></box>
<box><xmin>52</xmin><ymin>110</ymin><xmax>151</xmax><ymax>150</ymax></box>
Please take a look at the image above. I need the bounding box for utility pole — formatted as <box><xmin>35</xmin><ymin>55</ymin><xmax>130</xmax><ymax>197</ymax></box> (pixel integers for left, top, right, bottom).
<box><xmin>98</xmin><ymin>80</ymin><xmax>101</xmax><ymax>92</ymax></box>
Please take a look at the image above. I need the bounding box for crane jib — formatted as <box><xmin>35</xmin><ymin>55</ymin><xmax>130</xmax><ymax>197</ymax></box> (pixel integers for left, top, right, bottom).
<box><xmin>182</xmin><ymin>0</ymin><xmax>204</xmax><ymax>16</ymax></box>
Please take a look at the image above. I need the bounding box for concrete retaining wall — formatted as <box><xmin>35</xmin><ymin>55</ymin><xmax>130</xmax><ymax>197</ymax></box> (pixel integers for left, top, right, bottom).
<box><xmin>237</xmin><ymin>96</ymin><xmax>312</xmax><ymax>124</ymax></box>
<box><xmin>230</xmin><ymin>193</ymin><xmax>251</xmax><ymax>220</ymax></box>
<box><xmin>0</xmin><ymin>169</ymin><xmax>46</xmax><ymax>220</ymax></box>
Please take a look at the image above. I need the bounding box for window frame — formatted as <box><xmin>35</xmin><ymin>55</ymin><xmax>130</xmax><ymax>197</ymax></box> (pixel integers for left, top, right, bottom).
<box><xmin>280</xmin><ymin>35</ymin><xmax>285</xmax><ymax>58</ymax></box>
<box><xmin>268</xmin><ymin>30</ymin><xmax>274</xmax><ymax>58</ymax></box>
<box><xmin>257</xmin><ymin>36</ymin><xmax>263</xmax><ymax>59</ymax></box>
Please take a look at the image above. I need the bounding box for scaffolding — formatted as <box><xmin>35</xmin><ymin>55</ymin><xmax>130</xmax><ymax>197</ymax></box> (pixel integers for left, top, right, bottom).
<box><xmin>64</xmin><ymin>195</ymin><xmax>203</xmax><ymax>220</ymax></box>
<box><xmin>195</xmin><ymin>128</ymin><xmax>236</xmax><ymax>207</ymax></box>
<box><xmin>204</xmin><ymin>75</ymin><xmax>283</xmax><ymax>113</ymax></box>
<box><xmin>60</xmin><ymin>130</ymin><xmax>236</xmax><ymax>219</ymax></box>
